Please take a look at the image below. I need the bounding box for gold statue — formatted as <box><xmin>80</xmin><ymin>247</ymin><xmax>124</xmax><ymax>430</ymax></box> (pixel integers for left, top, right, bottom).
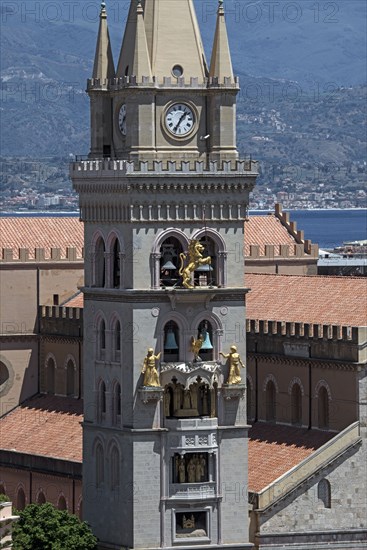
<box><xmin>141</xmin><ymin>348</ymin><xmax>161</xmax><ymax>387</ymax></box>
<box><xmin>220</xmin><ymin>345</ymin><xmax>245</xmax><ymax>385</ymax></box>
<box><xmin>190</xmin><ymin>334</ymin><xmax>204</xmax><ymax>361</ymax></box>
<box><xmin>179</xmin><ymin>240</ymin><xmax>211</xmax><ymax>289</ymax></box>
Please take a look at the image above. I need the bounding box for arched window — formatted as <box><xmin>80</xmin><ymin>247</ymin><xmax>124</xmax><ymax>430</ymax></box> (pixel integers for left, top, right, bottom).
<box><xmin>57</xmin><ymin>495</ymin><xmax>67</xmax><ymax>510</ymax></box>
<box><xmin>112</xmin><ymin>239</ymin><xmax>121</xmax><ymax>289</ymax></box>
<box><xmin>113</xmin><ymin>320</ymin><xmax>121</xmax><ymax>361</ymax></box>
<box><xmin>99</xmin><ymin>319</ymin><xmax>106</xmax><ymax>360</ymax></box>
<box><xmin>0</xmin><ymin>484</ymin><xmax>6</xmax><ymax>496</ymax></box>
<box><xmin>291</xmin><ymin>383</ymin><xmax>302</xmax><ymax>425</ymax></box>
<box><xmin>195</xmin><ymin>237</ymin><xmax>217</xmax><ymax>287</ymax></box>
<box><xmin>96</xmin><ymin>444</ymin><xmax>104</xmax><ymax>487</ymax></box>
<box><xmin>66</xmin><ymin>359</ymin><xmax>75</xmax><ymax>397</ymax></box>
<box><xmin>163</xmin><ymin>321</ymin><xmax>179</xmax><ymax>362</ymax></box>
<box><xmin>94</xmin><ymin>237</ymin><xmax>105</xmax><ymax>287</ymax></box>
<box><xmin>16</xmin><ymin>487</ymin><xmax>26</xmax><ymax>510</ymax></box>
<box><xmin>37</xmin><ymin>491</ymin><xmax>46</xmax><ymax>505</ymax></box>
<box><xmin>112</xmin><ymin>382</ymin><xmax>121</xmax><ymax>425</ymax></box>
<box><xmin>266</xmin><ymin>380</ymin><xmax>276</xmax><ymax>422</ymax></box>
<box><xmin>46</xmin><ymin>357</ymin><xmax>55</xmax><ymax>394</ymax></box>
<box><xmin>195</xmin><ymin>320</ymin><xmax>213</xmax><ymax>361</ymax></box>
<box><xmin>160</xmin><ymin>237</ymin><xmax>183</xmax><ymax>288</ymax></box>
<box><xmin>98</xmin><ymin>380</ymin><xmax>107</xmax><ymax>421</ymax></box>
<box><xmin>318</xmin><ymin>386</ymin><xmax>329</xmax><ymax>429</ymax></box>
<box><xmin>318</xmin><ymin>478</ymin><xmax>331</xmax><ymax>508</ymax></box>
<box><xmin>110</xmin><ymin>446</ymin><xmax>120</xmax><ymax>490</ymax></box>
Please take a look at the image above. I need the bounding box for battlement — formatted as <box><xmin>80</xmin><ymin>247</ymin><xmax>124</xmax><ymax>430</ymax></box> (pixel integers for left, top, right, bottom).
<box><xmin>40</xmin><ymin>305</ymin><xmax>82</xmax><ymax>321</ymax></box>
<box><xmin>87</xmin><ymin>75</ymin><xmax>239</xmax><ymax>91</ymax></box>
<box><xmin>246</xmin><ymin>243</ymin><xmax>319</xmax><ymax>259</ymax></box>
<box><xmin>246</xmin><ymin>318</ymin><xmax>357</xmax><ymax>341</ymax></box>
<box><xmin>275</xmin><ymin>203</ymin><xmax>317</xmax><ymax>255</ymax></box>
<box><xmin>71</xmin><ymin>158</ymin><xmax>258</xmax><ymax>176</ymax></box>
<box><xmin>1</xmin><ymin>247</ymin><xmax>84</xmax><ymax>263</ymax></box>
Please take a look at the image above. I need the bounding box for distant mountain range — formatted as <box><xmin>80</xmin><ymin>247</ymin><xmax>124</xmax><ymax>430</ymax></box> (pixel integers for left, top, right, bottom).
<box><xmin>0</xmin><ymin>0</ymin><xmax>366</xmax><ymax>157</ymax></box>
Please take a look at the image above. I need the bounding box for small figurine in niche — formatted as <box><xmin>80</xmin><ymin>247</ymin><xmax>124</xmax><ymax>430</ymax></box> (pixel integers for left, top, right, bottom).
<box><xmin>187</xmin><ymin>456</ymin><xmax>196</xmax><ymax>483</ymax></box>
<box><xmin>220</xmin><ymin>345</ymin><xmax>245</xmax><ymax>385</ymax></box>
<box><xmin>141</xmin><ymin>348</ymin><xmax>161</xmax><ymax>387</ymax></box>
<box><xmin>176</xmin><ymin>455</ymin><xmax>186</xmax><ymax>483</ymax></box>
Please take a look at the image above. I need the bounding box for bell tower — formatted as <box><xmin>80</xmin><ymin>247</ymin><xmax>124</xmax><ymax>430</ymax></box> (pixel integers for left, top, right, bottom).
<box><xmin>72</xmin><ymin>1</ymin><xmax>257</xmax><ymax>548</ymax></box>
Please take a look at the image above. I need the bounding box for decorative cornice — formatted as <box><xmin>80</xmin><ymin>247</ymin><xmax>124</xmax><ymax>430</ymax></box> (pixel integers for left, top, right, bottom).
<box><xmin>247</xmin><ymin>353</ymin><xmax>361</xmax><ymax>371</ymax></box>
<box><xmin>83</xmin><ymin>287</ymin><xmax>249</xmax><ymax>303</ymax></box>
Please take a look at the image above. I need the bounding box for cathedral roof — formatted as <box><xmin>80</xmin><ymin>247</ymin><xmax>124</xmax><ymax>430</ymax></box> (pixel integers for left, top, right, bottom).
<box><xmin>0</xmin><ymin>217</ymin><xmax>83</xmax><ymax>260</ymax></box>
<box><xmin>248</xmin><ymin>422</ymin><xmax>334</xmax><ymax>492</ymax></box>
<box><xmin>246</xmin><ymin>273</ymin><xmax>367</xmax><ymax>327</ymax></box>
<box><xmin>0</xmin><ymin>395</ymin><xmax>83</xmax><ymax>463</ymax></box>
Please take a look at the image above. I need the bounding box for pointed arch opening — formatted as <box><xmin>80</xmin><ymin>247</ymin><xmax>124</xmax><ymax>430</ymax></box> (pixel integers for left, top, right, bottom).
<box><xmin>94</xmin><ymin>236</ymin><xmax>106</xmax><ymax>287</ymax></box>
<box><xmin>291</xmin><ymin>383</ymin><xmax>302</xmax><ymax>425</ymax></box>
<box><xmin>318</xmin><ymin>478</ymin><xmax>331</xmax><ymax>508</ymax></box>
<box><xmin>163</xmin><ymin>321</ymin><xmax>180</xmax><ymax>362</ymax></box>
<box><xmin>318</xmin><ymin>386</ymin><xmax>329</xmax><ymax>429</ymax></box>
<box><xmin>46</xmin><ymin>356</ymin><xmax>56</xmax><ymax>394</ymax></box>
<box><xmin>160</xmin><ymin>236</ymin><xmax>184</xmax><ymax>288</ymax></box>
<box><xmin>112</xmin><ymin>318</ymin><xmax>121</xmax><ymax>362</ymax></box>
<box><xmin>110</xmin><ymin>445</ymin><xmax>120</xmax><ymax>490</ymax></box>
<box><xmin>37</xmin><ymin>491</ymin><xmax>46</xmax><ymax>505</ymax></box>
<box><xmin>266</xmin><ymin>380</ymin><xmax>276</xmax><ymax>422</ymax></box>
<box><xmin>16</xmin><ymin>487</ymin><xmax>26</xmax><ymax>510</ymax></box>
<box><xmin>195</xmin><ymin>320</ymin><xmax>214</xmax><ymax>362</ymax></box>
<box><xmin>112</xmin><ymin>238</ymin><xmax>121</xmax><ymax>289</ymax></box>
<box><xmin>98</xmin><ymin>380</ymin><xmax>107</xmax><ymax>422</ymax></box>
<box><xmin>112</xmin><ymin>381</ymin><xmax>121</xmax><ymax>425</ymax></box>
<box><xmin>192</xmin><ymin>228</ymin><xmax>227</xmax><ymax>287</ymax></box>
<box><xmin>66</xmin><ymin>359</ymin><xmax>75</xmax><ymax>397</ymax></box>
<box><xmin>96</xmin><ymin>443</ymin><xmax>105</xmax><ymax>488</ymax></box>
<box><xmin>57</xmin><ymin>495</ymin><xmax>67</xmax><ymax>510</ymax></box>
<box><xmin>98</xmin><ymin>318</ymin><xmax>106</xmax><ymax>360</ymax></box>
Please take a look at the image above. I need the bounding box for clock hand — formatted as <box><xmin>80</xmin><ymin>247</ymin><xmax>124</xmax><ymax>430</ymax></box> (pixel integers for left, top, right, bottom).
<box><xmin>173</xmin><ymin>112</ymin><xmax>187</xmax><ymax>133</ymax></box>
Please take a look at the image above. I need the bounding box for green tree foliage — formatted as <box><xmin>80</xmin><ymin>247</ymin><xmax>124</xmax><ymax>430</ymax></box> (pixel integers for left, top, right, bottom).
<box><xmin>12</xmin><ymin>503</ymin><xmax>97</xmax><ymax>550</ymax></box>
<box><xmin>0</xmin><ymin>494</ymin><xmax>10</xmax><ymax>503</ymax></box>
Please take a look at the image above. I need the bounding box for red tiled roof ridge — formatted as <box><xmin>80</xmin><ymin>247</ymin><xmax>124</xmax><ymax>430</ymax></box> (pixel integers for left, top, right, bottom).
<box><xmin>247</xmin><ymin>272</ymin><xmax>365</xmax><ymax>281</ymax></box>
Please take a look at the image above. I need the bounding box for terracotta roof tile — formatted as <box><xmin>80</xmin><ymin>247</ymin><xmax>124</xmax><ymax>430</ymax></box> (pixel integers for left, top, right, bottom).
<box><xmin>246</xmin><ymin>273</ymin><xmax>367</xmax><ymax>327</ymax></box>
<box><xmin>0</xmin><ymin>217</ymin><xmax>83</xmax><ymax>260</ymax></box>
<box><xmin>248</xmin><ymin>423</ymin><xmax>334</xmax><ymax>492</ymax></box>
<box><xmin>244</xmin><ymin>215</ymin><xmax>297</xmax><ymax>256</ymax></box>
<box><xmin>0</xmin><ymin>396</ymin><xmax>338</xmax><ymax>492</ymax></box>
<box><xmin>0</xmin><ymin>395</ymin><xmax>83</xmax><ymax>462</ymax></box>
<box><xmin>62</xmin><ymin>292</ymin><xmax>84</xmax><ymax>308</ymax></box>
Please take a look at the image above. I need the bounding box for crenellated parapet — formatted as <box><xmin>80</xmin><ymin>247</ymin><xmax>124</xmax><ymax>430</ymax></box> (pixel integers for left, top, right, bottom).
<box><xmin>275</xmin><ymin>203</ymin><xmax>318</xmax><ymax>255</ymax></box>
<box><xmin>39</xmin><ymin>305</ymin><xmax>83</xmax><ymax>338</ymax></box>
<box><xmin>71</xmin><ymin>158</ymin><xmax>257</xmax><ymax>175</ymax></box>
<box><xmin>87</xmin><ymin>75</ymin><xmax>239</xmax><ymax>91</ymax></box>
<box><xmin>1</xmin><ymin>246</ymin><xmax>83</xmax><ymax>263</ymax></box>
<box><xmin>246</xmin><ymin>243</ymin><xmax>319</xmax><ymax>260</ymax></box>
<box><xmin>246</xmin><ymin>318</ymin><xmax>357</xmax><ymax>341</ymax></box>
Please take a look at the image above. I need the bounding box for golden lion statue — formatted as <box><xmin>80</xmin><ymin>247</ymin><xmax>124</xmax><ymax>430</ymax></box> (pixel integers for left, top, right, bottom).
<box><xmin>179</xmin><ymin>240</ymin><xmax>211</xmax><ymax>289</ymax></box>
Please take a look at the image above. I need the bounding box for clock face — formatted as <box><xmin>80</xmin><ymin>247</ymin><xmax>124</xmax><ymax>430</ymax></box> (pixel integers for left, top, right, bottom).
<box><xmin>165</xmin><ymin>103</ymin><xmax>195</xmax><ymax>137</ymax></box>
<box><xmin>118</xmin><ymin>104</ymin><xmax>127</xmax><ymax>136</ymax></box>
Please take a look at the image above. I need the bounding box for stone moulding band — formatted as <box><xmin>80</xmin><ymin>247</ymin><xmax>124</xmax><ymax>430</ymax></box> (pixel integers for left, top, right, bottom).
<box><xmin>70</xmin><ymin>159</ymin><xmax>258</xmax><ymax>175</ymax></box>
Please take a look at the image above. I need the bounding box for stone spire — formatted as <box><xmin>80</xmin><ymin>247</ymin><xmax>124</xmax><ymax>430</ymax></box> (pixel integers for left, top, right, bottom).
<box><xmin>117</xmin><ymin>0</ymin><xmax>152</xmax><ymax>80</ymax></box>
<box><xmin>92</xmin><ymin>1</ymin><xmax>115</xmax><ymax>81</ymax></box>
<box><xmin>209</xmin><ymin>0</ymin><xmax>234</xmax><ymax>80</ymax></box>
<box><xmin>118</xmin><ymin>0</ymin><xmax>207</xmax><ymax>80</ymax></box>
